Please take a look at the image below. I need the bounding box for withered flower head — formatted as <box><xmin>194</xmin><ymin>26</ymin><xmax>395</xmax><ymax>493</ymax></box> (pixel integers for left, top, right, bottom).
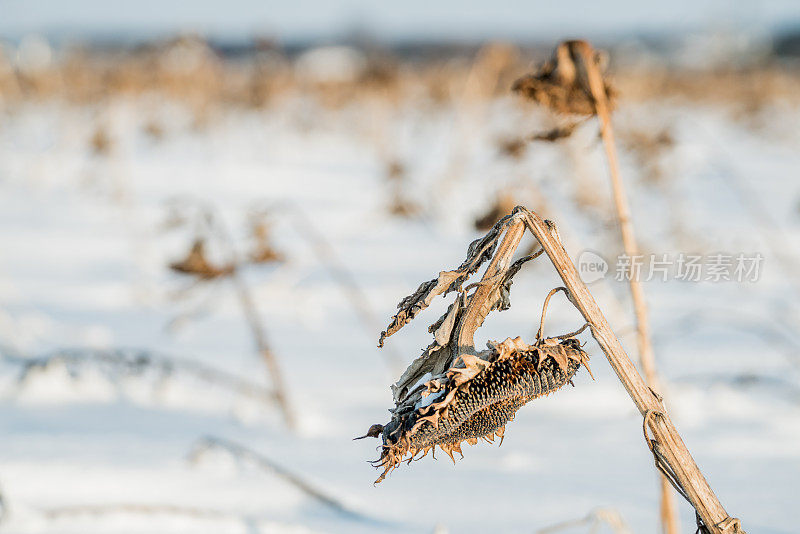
<box><xmin>513</xmin><ymin>40</ymin><xmax>615</xmax><ymax>116</ymax></box>
<box><xmin>371</xmin><ymin>336</ymin><xmax>589</xmax><ymax>483</ymax></box>
<box><xmin>362</xmin><ymin>210</ymin><xmax>592</xmax><ymax>483</ymax></box>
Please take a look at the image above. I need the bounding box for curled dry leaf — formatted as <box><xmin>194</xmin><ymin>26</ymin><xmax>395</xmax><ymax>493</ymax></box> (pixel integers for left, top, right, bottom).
<box><xmin>170</xmin><ymin>239</ymin><xmax>235</xmax><ymax>279</ymax></box>
<box><xmin>530</xmin><ymin>121</ymin><xmax>582</xmax><ymax>142</ymax></box>
<box><xmin>513</xmin><ymin>40</ymin><xmax>615</xmax><ymax>116</ymax></box>
<box><xmin>249</xmin><ymin>220</ymin><xmax>284</xmax><ymax>264</ymax></box>
<box><xmin>378</xmin><ymin>214</ymin><xmax>513</xmax><ymax>347</ymax></box>
<box><xmin>387</xmin><ymin>195</ymin><xmax>423</xmax><ymax>219</ymax></box>
<box><xmin>497</xmin><ymin>137</ymin><xmax>528</xmax><ymax>159</ymax></box>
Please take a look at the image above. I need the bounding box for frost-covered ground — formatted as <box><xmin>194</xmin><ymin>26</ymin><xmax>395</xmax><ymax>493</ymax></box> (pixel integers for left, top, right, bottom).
<box><xmin>0</xmin><ymin>89</ymin><xmax>798</xmax><ymax>533</ymax></box>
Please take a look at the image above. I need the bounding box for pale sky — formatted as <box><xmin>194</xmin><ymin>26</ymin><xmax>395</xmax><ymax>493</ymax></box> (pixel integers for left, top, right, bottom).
<box><xmin>0</xmin><ymin>0</ymin><xmax>798</xmax><ymax>42</ymax></box>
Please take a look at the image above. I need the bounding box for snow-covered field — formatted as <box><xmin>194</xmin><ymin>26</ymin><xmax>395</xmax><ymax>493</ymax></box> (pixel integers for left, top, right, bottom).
<box><xmin>0</xmin><ymin>80</ymin><xmax>798</xmax><ymax>533</ymax></box>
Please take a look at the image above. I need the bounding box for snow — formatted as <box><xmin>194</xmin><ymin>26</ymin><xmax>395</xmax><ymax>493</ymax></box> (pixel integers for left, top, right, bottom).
<box><xmin>0</xmin><ymin>86</ymin><xmax>798</xmax><ymax>534</ymax></box>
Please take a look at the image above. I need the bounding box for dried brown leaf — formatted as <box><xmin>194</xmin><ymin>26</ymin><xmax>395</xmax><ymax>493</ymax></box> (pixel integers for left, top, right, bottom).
<box><xmin>170</xmin><ymin>239</ymin><xmax>235</xmax><ymax>279</ymax></box>
<box><xmin>378</xmin><ymin>217</ymin><xmax>511</xmax><ymax>347</ymax></box>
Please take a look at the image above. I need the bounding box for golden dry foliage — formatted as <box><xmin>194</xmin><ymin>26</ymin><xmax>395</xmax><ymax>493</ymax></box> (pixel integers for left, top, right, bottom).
<box><xmin>4</xmin><ymin>37</ymin><xmax>797</xmax><ymax>120</ymax></box>
<box><xmin>616</xmin><ymin>65</ymin><xmax>800</xmax><ymax>112</ymax></box>
<box><xmin>143</xmin><ymin>119</ymin><xmax>165</xmax><ymax>140</ymax></box>
<box><xmin>497</xmin><ymin>136</ymin><xmax>528</xmax><ymax>159</ymax></box>
<box><xmin>529</xmin><ymin>120</ymin><xmax>584</xmax><ymax>142</ymax></box>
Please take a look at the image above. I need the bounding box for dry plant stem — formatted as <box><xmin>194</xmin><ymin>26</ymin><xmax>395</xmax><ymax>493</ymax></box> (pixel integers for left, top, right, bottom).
<box><xmin>43</xmin><ymin>504</ymin><xmax>237</xmax><ymax>520</ymax></box>
<box><xmin>518</xmin><ymin>177</ymin><xmax>635</xmax><ymax>345</ymax></box>
<box><xmin>10</xmin><ymin>348</ymin><xmax>277</xmax><ymax>405</ymax></box>
<box><xmin>456</xmin><ymin>220</ymin><xmax>526</xmax><ymax>353</ymax></box>
<box><xmin>535</xmin><ymin>508</ymin><xmax>632</xmax><ymax>534</ymax></box>
<box><xmin>536</xmin><ymin>287</ymin><xmax>568</xmax><ymax>341</ymax></box>
<box><xmin>288</xmin><ymin>210</ymin><xmax>405</xmax><ymax>374</ymax></box>
<box><xmin>230</xmin><ymin>272</ymin><xmax>296</xmax><ymax>430</ymax></box>
<box><xmin>659</xmin><ymin>478</ymin><xmax>680</xmax><ymax>534</ymax></box>
<box><xmin>576</xmin><ymin>42</ymin><xmax>678</xmax><ymax>534</ymax></box>
<box><xmin>520</xmin><ymin>207</ymin><xmax>743</xmax><ymax>534</ymax></box>
<box><xmin>212</xmin><ymin>212</ymin><xmax>297</xmax><ymax>430</ymax></box>
<box><xmin>192</xmin><ymin>436</ymin><xmax>379</xmax><ymax>523</ymax></box>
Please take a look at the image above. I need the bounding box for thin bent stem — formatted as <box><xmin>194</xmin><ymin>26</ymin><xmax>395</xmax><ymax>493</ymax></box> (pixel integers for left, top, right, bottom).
<box><xmin>548</xmin><ymin>322</ymin><xmax>590</xmax><ymax>341</ymax></box>
<box><xmin>536</xmin><ymin>286</ymin><xmax>568</xmax><ymax>342</ymax></box>
<box><xmin>287</xmin><ymin>208</ymin><xmax>405</xmax><ymax>375</ymax></box>
<box><xmin>230</xmin><ymin>272</ymin><xmax>297</xmax><ymax>430</ymax></box>
<box><xmin>190</xmin><ymin>436</ymin><xmax>382</xmax><ymax>523</ymax></box>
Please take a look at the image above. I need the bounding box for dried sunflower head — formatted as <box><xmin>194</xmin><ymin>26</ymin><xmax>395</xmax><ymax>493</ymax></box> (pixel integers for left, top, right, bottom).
<box><xmin>361</xmin><ymin>211</ymin><xmax>593</xmax><ymax>483</ymax></box>
<box><xmin>367</xmin><ymin>336</ymin><xmax>590</xmax><ymax>483</ymax></box>
<box><xmin>513</xmin><ymin>40</ymin><xmax>615</xmax><ymax>115</ymax></box>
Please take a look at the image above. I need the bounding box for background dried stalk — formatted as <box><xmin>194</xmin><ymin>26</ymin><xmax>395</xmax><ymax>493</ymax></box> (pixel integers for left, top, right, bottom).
<box><xmin>188</xmin><ymin>436</ymin><xmax>378</xmax><ymax>523</ymax></box>
<box><xmin>167</xmin><ymin>205</ymin><xmax>297</xmax><ymax>429</ymax></box>
<box><xmin>212</xmin><ymin>212</ymin><xmax>298</xmax><ymax>430</ymax></box>
<box><xmin>515</xmin><ymin>40</ymin><xmax>679</xmax><ymax>534</ymax></box>
<box><xmin>283</xmin><ymin>207</ymin><xmax>406</xmax><ymax>374</ymax></box>
<box><xmin>37</xmin><ymin>436</ymin><xmax>385</xmax><ymax>526</ymax></box>
<box><xmin>4</xmin><ymin>348</ymin><xmax>278</xmax><ymax>406</ymax></box>
<box><xmin>518</xmin><ymin>206</ymin><xmax>743</xmax><ymax>534</ymax></box>
<box><xmin>534</xmin><ymin>507</ymin><xmax>632</xmax><ymax>534</ymax></box>
<box><xmin>572</xmin><ymin>40</ymin><xmax>679</xmax><ymax>534</ymax></box>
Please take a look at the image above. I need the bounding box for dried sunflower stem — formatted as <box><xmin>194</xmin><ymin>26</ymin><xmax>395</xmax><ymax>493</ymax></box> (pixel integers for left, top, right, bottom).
<box><xmin>287</xmin><ymin>209</ymin><xmax>405</xmax><ymax>374</ymax></box>
<box><xmin>456</xmin><ymin>220</ymin><xmax>526</xmax><ymax>353</ymax></box>
<box><xmin>535</xmin><ymin>508</ymin><xmax>632</xmax><ymax>534</ymax></box>
<box><xmin>189</xmin><ymin>436</ymin><xmax>376</xmax><ymax>522</ymax></box>
<box><xmin>576</xmin><ymin>41</ymin><xmax>679</xmax><ymax>534</ymax></box>
<box><xmin>536</xmin><ymin>286</ymin><xmax>568</xmax><ymax>341</ymax></box>
<box><xmin>230</xmin><ymin>272</ymin><xmax>297</xmax><ymax>430</ymax></box>
<box><xmin>212</xmin><ymin>213</ymin><xmax>297</xmax><ymax>430</ymax></box>
<box><xmin>519</xmin><ymin>207</ymin><xmax>743</xmax><ymax>534</ymax></box>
